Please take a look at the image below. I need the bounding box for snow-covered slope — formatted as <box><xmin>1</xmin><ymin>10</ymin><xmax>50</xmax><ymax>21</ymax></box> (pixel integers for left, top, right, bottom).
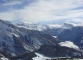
<box><xmin>16</xmin><ymin>22</ymin><xmax>66</xmax><ymax>31</ymax></box>
<box><xmin>16</xmin><ymin>22</ymin><xmax>48</xmax><ymax>31</ymax></box>
<box><xmin>0</xmin><ymin>20</ymin><xmax>16</xmax><ymax>53</ymax></box>
<box><xmin>16</xmin><ymin>22</ymin><xmax>83</xmax><ymax>39</ymax></box>
<box><xmin>0</xmin><ymin>54</ymin><xmax>9</xmax><ymax>60</ymax></box>
<box><xmin>33</xmin><ymin>52</ymin><xmax>83</xmax><ymax>60</ymax></box>
<box><xmin>32</xmin><ymin>53</ymin><xmax>46</xmax><ymax>60</ymax></box>
<box><xmin>16</xmin><ymin>21</ymin><xmax>82</xmax><ymax>31</ymax></box>
<box><xmin>59</xmin><ymin>41</ymin><xmax>79</xmax><ymax>50</ymax></box>
<box><xmin>0</xmin><ymin>19</ymin><xmax>57</xmax><ymax>56</ymax></box>
<box><xmin>16</xmin><ymin>21</ymin><xmax>83</xmax><ymax>49</ymax></box>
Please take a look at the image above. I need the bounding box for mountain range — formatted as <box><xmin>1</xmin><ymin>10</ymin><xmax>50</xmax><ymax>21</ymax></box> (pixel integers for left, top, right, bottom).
<box><xmin>0</xmin><ymin>19</ymin><xmax>83</xmax><ymax>60</ymax></box>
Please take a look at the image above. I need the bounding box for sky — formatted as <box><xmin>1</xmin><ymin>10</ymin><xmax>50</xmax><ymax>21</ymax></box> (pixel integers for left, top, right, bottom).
<box><xmin>0</xmin><ymin>0</ymin><xmax>83</xmax><ymax>23</ymax></box>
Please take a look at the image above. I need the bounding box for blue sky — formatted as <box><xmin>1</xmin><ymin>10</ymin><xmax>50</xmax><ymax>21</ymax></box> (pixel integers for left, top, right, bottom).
<box><xmin>0</xmin><ymin>0</ymin><xmax>83</xmax><ymax>23</ymax></box>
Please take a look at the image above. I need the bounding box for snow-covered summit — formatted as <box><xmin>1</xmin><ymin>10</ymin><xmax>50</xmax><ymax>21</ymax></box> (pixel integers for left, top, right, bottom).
<box><xmin>16</xmin><ymin>22</ymin><xmax>48</xmax><ymax>31</ymax></box>
<box><xmin>16</xmin><ymin>21</ymin><xmax>83</xmax><ymax>31</ymax></box>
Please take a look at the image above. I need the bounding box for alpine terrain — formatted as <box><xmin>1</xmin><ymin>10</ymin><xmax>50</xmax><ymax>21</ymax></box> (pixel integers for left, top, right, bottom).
<box><xmin>0</xmin><ymin>19</ymin><xmax>83</xmax><ymax>60</ymax></box>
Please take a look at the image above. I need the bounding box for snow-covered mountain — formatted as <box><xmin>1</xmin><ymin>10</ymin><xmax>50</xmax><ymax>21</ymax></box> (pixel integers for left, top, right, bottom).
<box><xmin>0</xmin><ymin>19</ymin><xmax>83</xmax><ymax>60</ymax></box>
<box><xmin>16</xmin><ymin>22</ymin><xmax>83</xmax><ymax>35</ymax></box>
<box><xmin>16</xmin><ymin>21</ymin><xmax>83</xmax><ymax>43</ymax></box>
<box><xmin>0</xmin><ymin>19</ymin><xmax>58</xmax><ymax>56</ymax></box>
<box><xmin>16</xmin><ymin>22</ymin><xmax>72</xmax><ymax>31</ymax></box>
<box><xmin>16</xmin><ymin>21</ymin><xmax>83</xmax><ymax>50</ymax></box>
<box><xmin>16</xmin><ymin>22</ymin><xmax>48</xmax><ymax>31</ymax></box>
<box><xmin>16</xmin><ymin>21</ymin><xmax>83</xmax><ymax>42</ymax></box>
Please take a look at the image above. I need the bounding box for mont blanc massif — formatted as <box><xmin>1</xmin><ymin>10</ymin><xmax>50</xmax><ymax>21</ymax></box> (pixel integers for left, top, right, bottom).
<box><xmin>0</xmin><ymin>19</ymin><xmax>83</xmax><ymax>60</ymax></box>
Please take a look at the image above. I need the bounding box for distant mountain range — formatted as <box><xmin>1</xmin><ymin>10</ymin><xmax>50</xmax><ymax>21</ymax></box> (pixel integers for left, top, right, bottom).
<box><xmin>0</xmin><ymin>19</ymin><xmax>83</xmax><ymax>60</ymax></box>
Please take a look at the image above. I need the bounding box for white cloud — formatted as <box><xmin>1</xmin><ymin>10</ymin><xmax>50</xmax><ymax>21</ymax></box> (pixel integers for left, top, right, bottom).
<box><xmin>0</xmin><ymin>0</ymin><xmax>83</xmax><ymax>23</ymax></box>
<box><xmin>2</xmin><ymin>1</ymin><xmax>22</xmax><ymax>6</ymax></box>
<box><xmin>0</xmin><ymin>12</ymin><xmax>14</xmax><ymax>21</ymax></box>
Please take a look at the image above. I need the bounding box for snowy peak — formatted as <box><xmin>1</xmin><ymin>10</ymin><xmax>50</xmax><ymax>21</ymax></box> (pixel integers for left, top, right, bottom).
<box><xmin>16</xmin><ymin>21</ymin><xmax>83</xmax><ymax>31</ymax></box>
<box><xmin>16</xmin><ymin>22</ymin><xmax>48</xmax><ymax>31</ymax></box>
<box><xmin>63</xmin><ymin>22</ymin><xmax>83</xmax><ymax>27</ymax></box>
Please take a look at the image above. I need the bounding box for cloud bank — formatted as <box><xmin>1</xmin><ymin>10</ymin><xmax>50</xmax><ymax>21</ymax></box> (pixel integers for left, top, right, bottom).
<box><xmin>0</xmin><ymin>0</ymin><xmax>83</xmax><ymax>23</ymax></box>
